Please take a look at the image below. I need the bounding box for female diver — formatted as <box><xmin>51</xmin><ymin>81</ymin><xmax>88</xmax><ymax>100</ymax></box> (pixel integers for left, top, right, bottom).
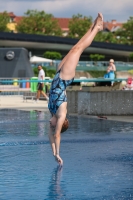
<box><xmin>48</xmin><ymin>13</ymin><xmax>103</xmax><ymax>166</ymax></box>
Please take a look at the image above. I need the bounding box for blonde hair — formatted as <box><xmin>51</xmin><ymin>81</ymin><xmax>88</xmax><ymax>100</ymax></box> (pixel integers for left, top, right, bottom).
<box><xmin>61</xmin><ymin>118</ymin><xmax>69</xmax><ymax>133</ymax></box>
<box><xmin>109</xmin><ymin>59</ymin><xmax>114</xmax><ymax>63</ymax></box>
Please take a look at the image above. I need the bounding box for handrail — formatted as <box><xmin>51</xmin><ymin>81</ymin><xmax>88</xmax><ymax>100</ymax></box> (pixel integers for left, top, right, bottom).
<box><xmin>0</xmin><ymin>78</ymin><xmax>127</xmax><ymax>84</ymax></box>
<box><xmin>72</xmin><ymin>78</ymin><xmax>127</xmax><ymax>82</ymax></box>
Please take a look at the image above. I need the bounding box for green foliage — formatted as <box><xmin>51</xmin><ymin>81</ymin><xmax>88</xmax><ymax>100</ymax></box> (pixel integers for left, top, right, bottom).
<box><xmin>33</xmin><ymin>67</ymin><xmax>38</xmax><ymax>77</ymax></box>
<box><xmin>88</xmin><ymin>71</ymin><xmax>106</xmax><ymax>78</ymax></box>
<box><xmin>94</xmin><ymin>32</ymin><xmax>105</xmax><ymax>42</ymax></box>
<box><xmin>45</xmin><ymin>69</ymin><xmax>56</xmax><ymax>78</ymax></box>
<box><xmin>0</xmin><ymin>11</ymin><xmax>10</xmax><ymax>32</ymax></box>
<box><xmin>34</xmin><ymin>67</ymin><xmax>119</xmax><ymax>79</ymax></box>
<box><xmin>43</xmin><ymin>51</ymin><xmax>62</xmax><ymax>60</ymax></box>
<box><xmin>115</xmin><ymin>16</ymin><xmax>133</xmax><ymax>45</ymax></box>
<box><xmin>68</xmin><ymin>13</ymin><xmax>92</xmax><ymax>38</ymax></box>
<box><xmin>89</xmin><ymin>54</ymin><xmax>105</xmax><ymax>61</ymax></box>
<box><xmin>129</xmin><ymin>53</ymin><xmax>133</xmax><ymax>60</ymax></box>
<box><xmin>33</xmin><ymin>67</ymin><xmax>107</xmax><ymax>78</ymax></box>
<box><xmin>94</xmin><ymin>32</ymin><xmax>118</xmax><ymax>43</ymax></box>
<box><xmin>16</xmin><ymin>10</ymin><xmax>62</xmax><ymax>36</ymax></box>
<box><xmin>33</xmin><ymin>66</ymin><xmax>56</xmax><ymax>78</ymax></box>
<box><xmin>94</xmin><ymin>16</ymin><xmax>133</xmax><ymax>45</ymax></box>
<box><xmin>128</xmin><ymin>69</ymin><xmax>133</xmax><ymax>75</ymax></box>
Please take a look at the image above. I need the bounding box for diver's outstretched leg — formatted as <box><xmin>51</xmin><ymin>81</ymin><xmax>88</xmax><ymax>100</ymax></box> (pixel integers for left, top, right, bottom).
<box><xmin>59</xmin><ymin>13</ymin><xmax>103</xmax><ymax>80</ymax></box>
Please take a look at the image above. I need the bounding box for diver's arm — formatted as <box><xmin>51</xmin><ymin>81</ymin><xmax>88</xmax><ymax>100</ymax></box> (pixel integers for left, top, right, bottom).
<box><xmin>54</xmin><ymin>115</ymin><xmax>66</xmax><ymax>165</ymax></box>
<box><xmin>54</xmin><ymin>115</ymin><xmax>65</xmax><ymax>155</ymax></box>
<box><xmin>48</xmin><ymin>127</ymin><xmax>56</xmax><ymax>156</ymax></box>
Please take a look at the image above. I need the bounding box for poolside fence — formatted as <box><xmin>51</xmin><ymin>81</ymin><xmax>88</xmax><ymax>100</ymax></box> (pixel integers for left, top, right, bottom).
<box><xmin>0</xmin><ymin>77</ymin><xmax>133</xmax><ymax>115</ymax></box>
<box><xmin>0</xmin><ymin>77</ymin><xmax>128</xmax><ymax>96</ymax></box>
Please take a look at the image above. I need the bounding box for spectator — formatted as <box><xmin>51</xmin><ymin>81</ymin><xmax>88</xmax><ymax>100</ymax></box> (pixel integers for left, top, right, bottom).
<box><xmin>104</xmin><ymin>59</ymin><xmax>116</xmax><ymax>86</ymax></box>
<box><xmin>34</xmin><ymin>65</ymin><xmax>49</xmax><ymax>103</ymax></box>
<box><xmin>123</xmin><ymin>77</ymin><xmax>133</xmax><ymax>90</ymax></box>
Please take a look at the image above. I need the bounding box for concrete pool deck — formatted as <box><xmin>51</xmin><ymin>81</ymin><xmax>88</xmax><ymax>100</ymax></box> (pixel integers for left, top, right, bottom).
<box><xmin>0</xmin><ymin>96</ymin><xmax>133</xmax><ymax>123</ymax></box>
<box><xmin>0</xmin><ymin>96</ymin><xmax>48</xmax><ymax>112</ymax></box>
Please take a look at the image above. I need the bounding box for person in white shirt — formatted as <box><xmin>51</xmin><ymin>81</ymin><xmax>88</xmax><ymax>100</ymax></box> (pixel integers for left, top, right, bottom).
<box><xmin>35</xmin><ymin>65</ymin><xmax>49</xmax><ymax>102</ymax></box>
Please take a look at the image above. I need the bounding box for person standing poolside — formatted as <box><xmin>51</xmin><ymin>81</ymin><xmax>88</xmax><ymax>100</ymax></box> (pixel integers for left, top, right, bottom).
<box><xmin>48</xmin><ymin>13</ymin><xmax>103</xmax><ymax>166</ymax></box>
<box><xmin>104</xmin><ymin>59</ymin><xmax>116</xmax><ymax>86</ymax></box>
<box><xmin>34</xmin><ymin>65</ymin><xmax>49</xmax><ymax>102</ymax></box>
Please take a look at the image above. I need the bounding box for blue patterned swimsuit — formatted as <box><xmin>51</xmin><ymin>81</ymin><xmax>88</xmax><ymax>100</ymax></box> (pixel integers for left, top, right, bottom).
<box><xmin>48</xmin><ymin>69</ymin><xmax>74</xmax><ymax>114</ymax></box>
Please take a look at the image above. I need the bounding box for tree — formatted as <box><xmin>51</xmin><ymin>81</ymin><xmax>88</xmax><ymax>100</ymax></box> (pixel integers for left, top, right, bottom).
<box><xmin>94</xmin><ymin>32</ymin><xmax>118</xmax><ymax>43</ymax></box>
<box><xmin>0</xmin><ymin>11</ymin><xmax>10</xmax><ymax>32</ymax></box>
<box><xmin>43</xmin><ymin>51</ymin><xmax>62</xmax><ymax>60</ymax></box>
<box><xmin>68</xmin><ymin>14</ymin><xmax>92</xmax><ymax>38</ymax></box>
<box><xmin>16</xmin><ymin>10</ymin><xmax>62</xmax><ymax>36</ymax></box>
<box><xmin>89</xmin><ymin>54</ymin><xmax>105</xmax><ymax>62</ymax></box>
<box><xmin>115</xmin><ymin>16</ymin><xmax>133</xmax><ymax>45</ymax></box>
<box><xmin>33</xmin><ymin>66</ymin><xmax>56</xmax><ymax>78</ymax></box>
<box><xmin>129</xmin><ymin>52</ymin><xmax>133</xmax><ymax>61</ymax></box>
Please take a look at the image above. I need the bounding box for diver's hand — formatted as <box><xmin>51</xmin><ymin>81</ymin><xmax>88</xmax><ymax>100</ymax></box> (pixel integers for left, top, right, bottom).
<box><xmin>55</xmin><ymin>155</ymin><xmax>63</xmax><ymax>166</ymax></box>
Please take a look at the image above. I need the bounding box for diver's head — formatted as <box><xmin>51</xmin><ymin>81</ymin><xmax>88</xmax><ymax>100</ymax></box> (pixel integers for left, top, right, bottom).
<box><xmin>61</xmin><ymin>118</ymin><xmax>69</xmax><ymax>133</ymax></box>
<box><xmin>50</xmin><ymin>117</ymin><xmax>69</xmax><ymax>133</ymax></box>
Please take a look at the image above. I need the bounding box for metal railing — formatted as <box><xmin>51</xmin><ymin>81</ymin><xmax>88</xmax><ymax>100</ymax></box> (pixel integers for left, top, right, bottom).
<box><xmin>0</xmin><ymin>78</ymin><xmax>30</xmax><ymax>96</ymax></box>
<box><xmin>0</xmin><ymin>77</ymin><xmax>128</xmax><ymax>96</ymax></box>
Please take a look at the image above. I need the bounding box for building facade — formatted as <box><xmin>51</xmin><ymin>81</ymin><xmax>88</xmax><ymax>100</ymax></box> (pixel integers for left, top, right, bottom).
<box><xmin>6</xmin><ymin>12</ymin><xmax>123</xmax><ymax>36</ymax></box>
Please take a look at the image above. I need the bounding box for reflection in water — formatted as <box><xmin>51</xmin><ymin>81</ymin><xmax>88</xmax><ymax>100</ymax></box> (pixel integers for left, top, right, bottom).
<box><xmin>69</xmin><ymin>115</ymin><xmax>133</xmax><ymax>136</ymax></box>
<box><xmin>30</xmin><ymin>110</ymin><xmax>49</xmax><ymax>136</ymax></box>
<box><xmin>30</xmin><ymin>111</ymin><xmax>37</xmax><ymax>135</ymax></box>
<box><xmin>0</xmin><ymin>109</ymin><xmax>49</xmax><ymax>138</ymax></box>
<box><xmin>46</xmin><ymin>166</ymin><xmax>65</xmax><ymax>200</ymax></box>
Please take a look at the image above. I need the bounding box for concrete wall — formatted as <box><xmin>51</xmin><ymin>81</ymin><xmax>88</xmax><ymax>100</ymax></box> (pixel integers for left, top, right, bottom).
<box><xmin>67</xmin><ymin>91</ymin><xmax>133</xmax><ymax>115</ymax></box>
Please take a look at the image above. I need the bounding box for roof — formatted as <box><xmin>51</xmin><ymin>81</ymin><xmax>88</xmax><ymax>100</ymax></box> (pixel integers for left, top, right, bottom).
<box><xmin>14</xmin><ymin>16</ymin><xmax>23</xmax><ymax>23</ymax></box>
<box><xmin>103</xmin><ymin>20</ymin><xmax>123</xmax><ymax>32</ymax></box>
<box><xmin>8</xmin><ymin>12</ymin><xmax>16</xmax><ymax>18</ymax></box>
<box><xmin>0</xmin><ymin>12</ymin><xmax>16</xmax><ymax>18</ymax></box>
<box><xmin>54</xmin><ymin>18</ymin><xmax>71</xmax><ymax>31</ymax></box>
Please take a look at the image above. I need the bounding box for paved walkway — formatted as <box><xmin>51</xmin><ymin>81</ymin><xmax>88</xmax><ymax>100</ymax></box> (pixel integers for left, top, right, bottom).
<box><xmin>0</xmin><ymin>95</ymin><xmax>48</xmax><ymax>111</ymax></box>
<box><xmin>0</xmin><ymin>96</ymin><xmax>133</xmax><ymax>123</ymax></box>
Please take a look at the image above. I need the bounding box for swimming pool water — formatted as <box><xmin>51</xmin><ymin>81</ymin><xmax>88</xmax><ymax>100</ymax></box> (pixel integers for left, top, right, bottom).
<box><xmin>0</xmin><ymin>109</ymin><xmax>133</xmax><ymax>200</ymax></box>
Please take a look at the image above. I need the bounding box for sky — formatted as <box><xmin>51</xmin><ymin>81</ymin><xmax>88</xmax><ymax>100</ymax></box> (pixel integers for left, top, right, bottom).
<box><xmin>0</xmin><ymin>0</ymin><xmax>133</xmax><ymax>22</ymax></box>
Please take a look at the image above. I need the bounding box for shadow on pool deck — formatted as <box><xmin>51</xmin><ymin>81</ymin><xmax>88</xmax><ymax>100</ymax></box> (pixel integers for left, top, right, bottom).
<box><xmin>0</xmin><ymin>96</ymin><xmax>133</xmax><ymax>123</ymax></box>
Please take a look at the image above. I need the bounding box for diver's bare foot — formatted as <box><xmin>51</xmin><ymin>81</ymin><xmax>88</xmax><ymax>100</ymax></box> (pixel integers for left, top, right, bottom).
<box><xmin>98</xmin><ymin>13</ymin><xmax>103</xmax><ymax>30</ymax></box>
<box><xmin>92</xmin><ymin>12</ymin><xmax>103</xmax><ymax>32</ymax></box>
